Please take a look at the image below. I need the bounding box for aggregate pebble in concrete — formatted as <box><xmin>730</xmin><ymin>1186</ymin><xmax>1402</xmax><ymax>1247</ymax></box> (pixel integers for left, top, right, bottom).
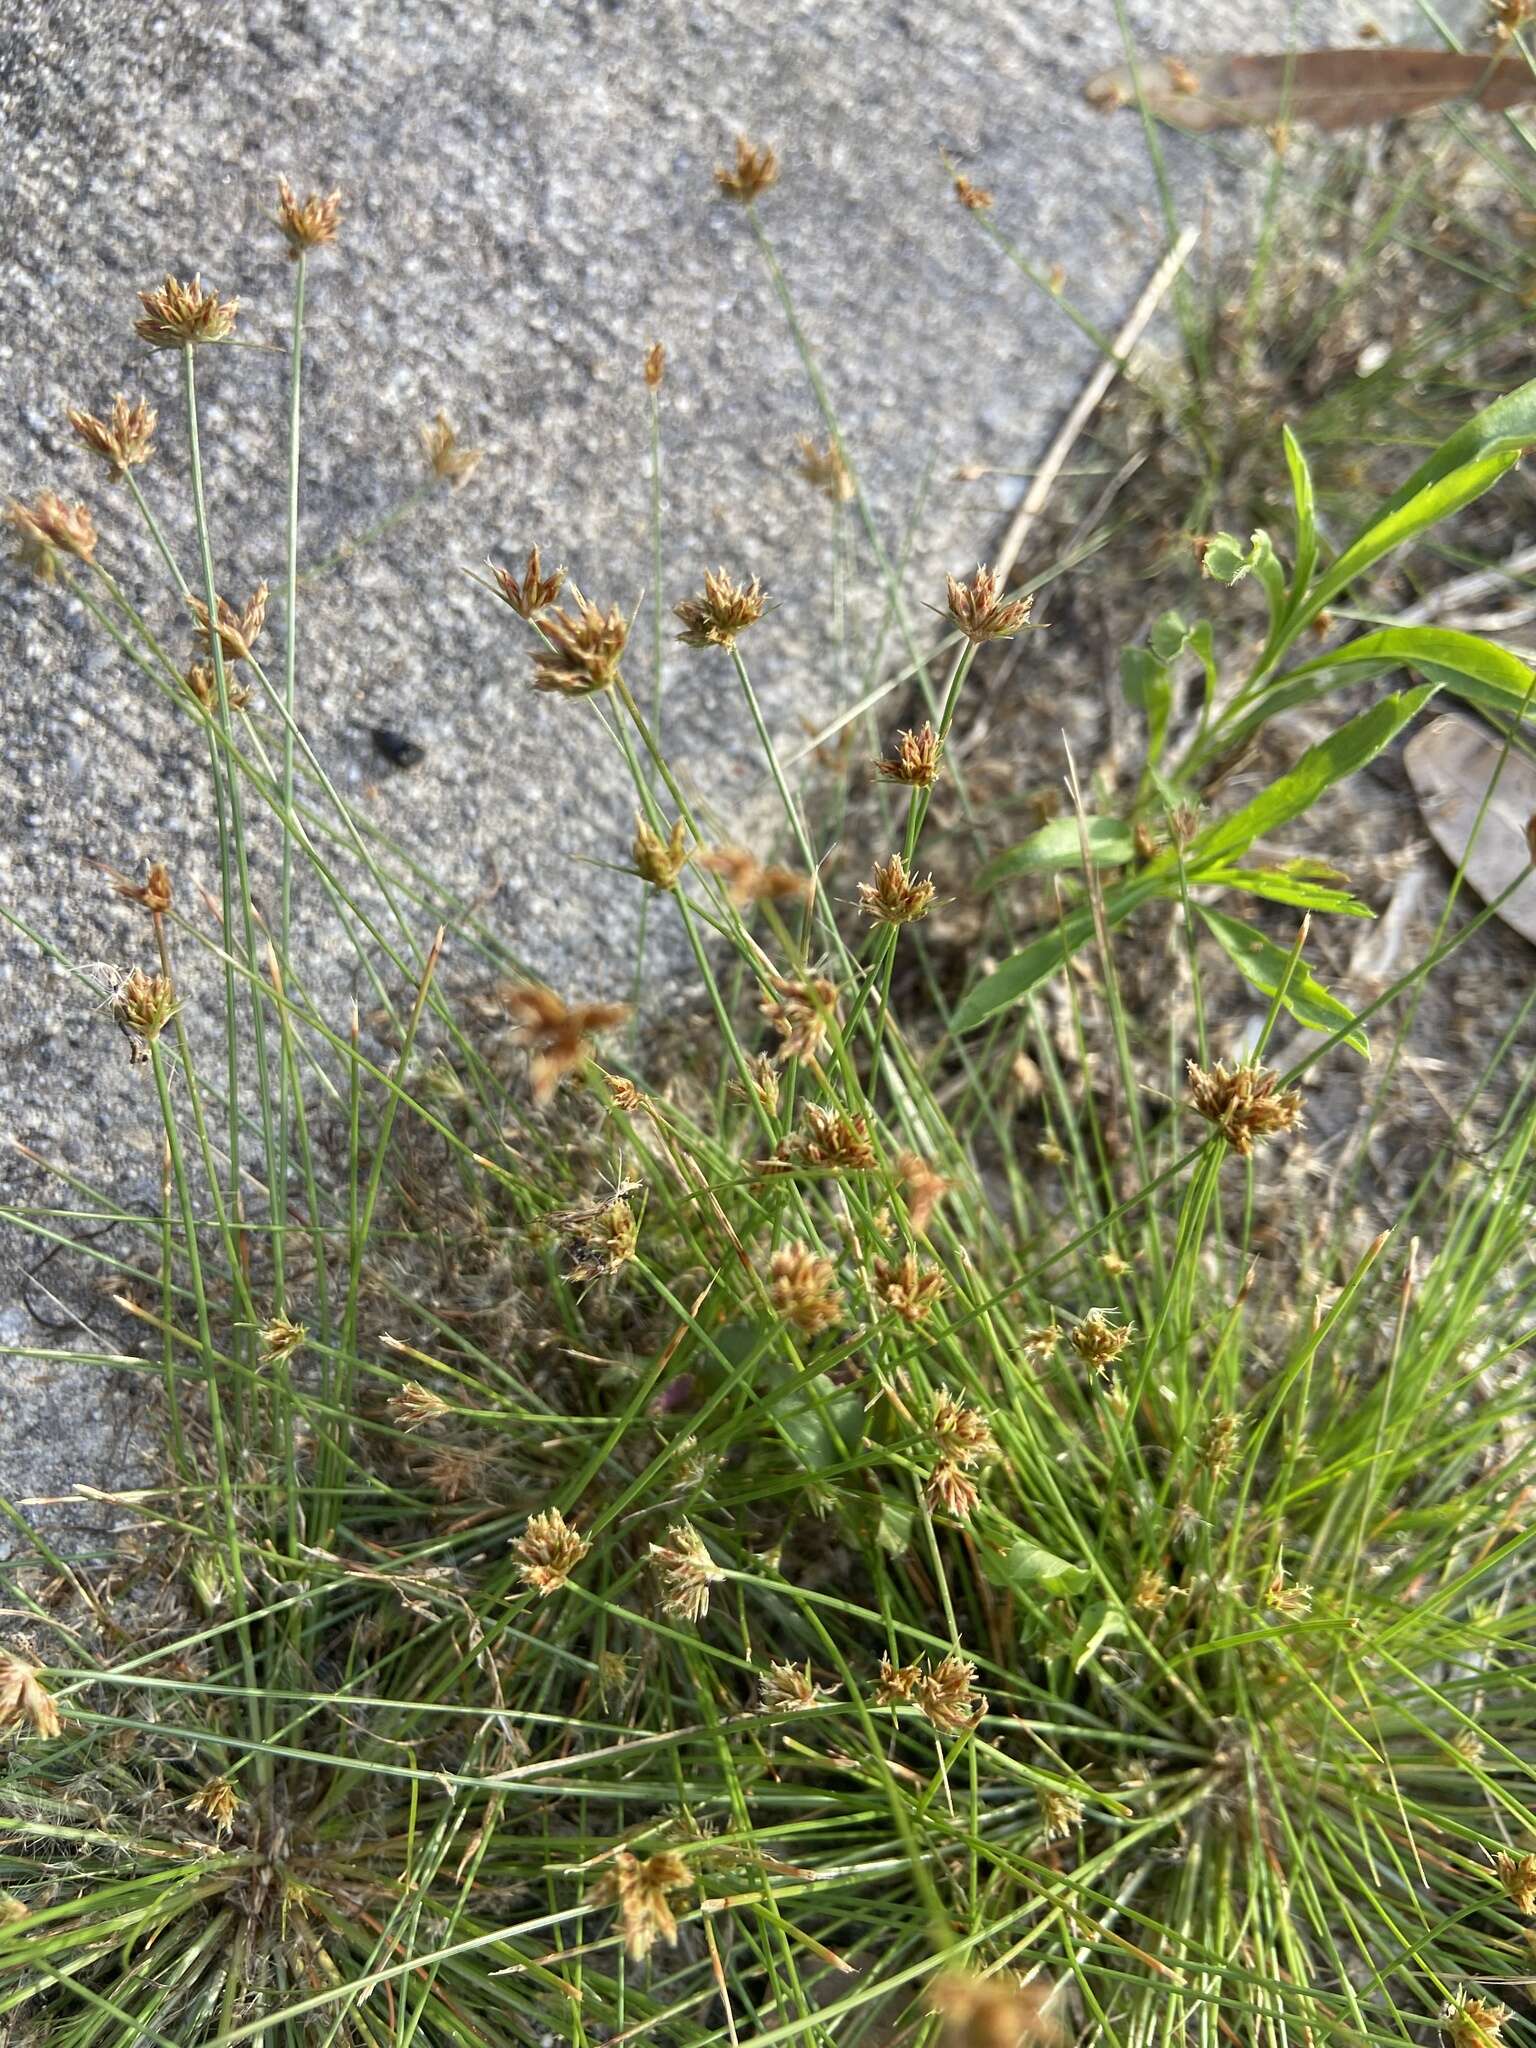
<box><xmin>0</xmin><ymin>0</ymin><xmax>1435</xmax><ymax>1528</ymax></box>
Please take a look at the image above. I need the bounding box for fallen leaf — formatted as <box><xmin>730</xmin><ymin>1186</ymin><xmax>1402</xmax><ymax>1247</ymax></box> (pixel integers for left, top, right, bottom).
<box><xmin>1403</xmin><ymin>712</ymin><xmax>1536</xmax><ymax>945</ymax></box>
<box><xmin>1084</xmin><ymin>48</ymin><xmax>1536</xmax><ymax>132</ymax></box>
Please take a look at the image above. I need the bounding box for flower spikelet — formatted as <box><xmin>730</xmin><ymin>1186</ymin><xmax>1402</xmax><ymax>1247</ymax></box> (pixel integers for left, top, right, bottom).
<box><xmin>644</xmin><ymin>341</ymin><xmax>666</xmax><ymax>388</ymax></box>
<box><xmin>767</xmin><ymin>1240</ymin><xmax>843</xmax><ymax>1336</ymax></box>
<box><xmin>1069</xmin><ymin>1309</ymin><xmax>1132</xmax><ymax>1377</ymax></box>
<box><xmin>7</xmin><ymin>490</ymin><xmax>97</xmax><ymax>578</ymax></box>
<box><xmin>1187</xmin><ymin>1060</ymin><xmax>1303</xmax><ymax>1157</ymax></box>
<box><xmin>674</xmin><ymin>567</ymin><xmax>766</xmax><ymax>648</ymax></box>
<box><xmin>0</xmin><ymin>1652</ymin><xmax>61</xmax><ymax>1738</ymax></box>
<box><xmin>492</xmin><ymin>545</ymin><xmax>564</xmax><ymax>620</ymax></box>
<box><xmin>700</xmin><ymin>845</ymin><xmax>812</xmax><ymax>908</ymax></box>
<box><xmin>946</xmin><ymin>564</ymin><xmax>1034</xmax><ymax>643</ymax></box>
<box><xmin>1495</xmin><ymin>1848</ymin><xmax>1536</xmax><ymax>1916</ymax></box>
<box><xmin>876</xmin><ymin>722</ymin><xmax>943</xmax><ymax>788</ymax></box>
<box><xmin>915</xmin><ymin>1653</ymin><xmax>986</xmax><ymax>1733</ymax></box>
<box><xmin>795</xmin><ymin>435</ymin><xmax>854</xmax><ymax>502</ymax></box>
<box><xmin>135</xmin><ymin>275</ymin><xmax>238</xmax><ymax>349</ymax></box>
<box><xmin>499</xmin><ymin>984</ymin><xmax>630</xmax><ymax>1101</ymax></box>
<box><xmin>187</xmin><ymin>1776</ymin><xmax>240</xmax><ymax>1836</ymax></box>
<box><xmin>649</xmin><ymin>1521</ymin><xmax>724</xmax><ymax>1623</ymax></box>
<box><xmin>532</xmin><ymin>598</ymin><xmax>628</xmax><ymax>696</ymax></box>
<box><xmin>188</xmin><ymin>583</ymin><xmax>268</xmax><ymax>665</ymax></box>
<box><xmin>420</xmin><ymin>411</ymin><xmax>483</xmax><ymax>487</ymax></box>
<box><xmin>857</xmin><ymin>852</ymin><xmax>935</xmax><ymax>925</ymax></box>
<box><xmin>716</xmin><ymin>135</ymin><xmax>779</xmax><ymax>201</ymax></box>
<box><xmin>930</xmin><ymin>1969</ymin><xmax>1057</xmax><ymax>2048</ymax></box>
<box><xmin>275</xmin><ymin>176</ymin><xmax>342</xmax><ymax>255</ymax></box>
<box><xmin>757</xmin><ymin>1660</ymin><xmax>832</xmax><ymax>1712</ymax></box>
<box><xmin>760</xmin><ymin>975</ymin><xmax>840</xmax><ymax>1062</ymax></box>
<box><xmin>1442</xmin><ymin>1994</ymin><xmax>1510</xmax><ymax>2048</ymax></box>
<box><xmin>873</xmin><ymin>1251</ymin><xmax>946</xmax><ymax>1323</ymax></box>
<box><xmin>513</xmin><ymin>1507</ymin><xmax>590</xmax><ymax>1597</ymax></box>
<box><xmin>67</xmin><ymin>395</ymin><xmax>156</xmax><ymax>481</ymax></box>
<box><xmin>633</xmin><ymin>816</ymin><xmax>689</xmax><ymax>890</ymax></box>
<box><xmin>592</xmin><ymin>1849</ymin><xmax>691</xmax><ymax>1961</ymax></box>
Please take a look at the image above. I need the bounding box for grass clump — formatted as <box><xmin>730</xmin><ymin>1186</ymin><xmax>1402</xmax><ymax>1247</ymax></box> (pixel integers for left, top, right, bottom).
<box><xmin>2</xmin><ymin>136</ymin><xmax>1536</xmax><ymax>2048</ymax></box>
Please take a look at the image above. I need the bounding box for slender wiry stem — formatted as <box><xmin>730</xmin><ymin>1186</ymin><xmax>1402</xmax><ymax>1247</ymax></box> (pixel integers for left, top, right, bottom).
<box><xmin>276</xmin><ymin>251</ymin><xmax>308</xmax><ymax>1311</ymax></box>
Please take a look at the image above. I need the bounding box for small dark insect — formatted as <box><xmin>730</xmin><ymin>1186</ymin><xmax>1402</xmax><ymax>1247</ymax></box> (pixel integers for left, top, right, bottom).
<box><xmin>371</xmin><ymin>726</ymin><xmax>426</xmax><ymax>770</ymax></box>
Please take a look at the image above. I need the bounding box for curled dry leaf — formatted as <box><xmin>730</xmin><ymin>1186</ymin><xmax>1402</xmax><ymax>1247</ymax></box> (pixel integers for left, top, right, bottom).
<box><xmin>1084</xmin><ymin>48</ymin><xmax>1536</xmax><ymax>132</ymax></box>
<box><xmin>1403</xmin><ymin>713</ymin><xmax>1536</xmax><ymax>947</ymax></box>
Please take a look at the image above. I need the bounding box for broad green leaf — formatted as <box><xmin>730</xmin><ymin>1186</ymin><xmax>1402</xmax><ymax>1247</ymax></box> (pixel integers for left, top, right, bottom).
<box><xmin>1282</xmin><ymin>425</ymin><xmax>1317</xmax><ymax>605</ymax></box>
<box><xmin>1191</xmin><ymin>687</ymin><xmax>1435</xmax><ymax>870</ymax></box>
<box><xmin>1277</xmin><ymin>625</ymin><xmax>1536</xmax><ymax>726</ymax></box>
<box><xmin>1067</xmin><ymin>1600</ymin><xmax>1127</xmax><ymax>1674</ymax></box>
<box><xmin>1199</xmin><ymin>906</ymin><xmax>1369</xmax><ymax>1056</ymax></box>
<box><xmin>777</xmin><ymin>1381</ymin><xmax>863</xmax><ymax>1472</ymax></box>
<box><xmin>1365</xmin><ymin>372</ymin><xmax>1536</xmax><ymax>523</ymax></box>
<box><xmin>1307</xmin><ymin>451</ymin><xmax>1520</xmax><ymax>618</ymax></box>
<box><xmin>1199</xmin><ymin>865</ymin><xmax>1373</xmax><ymax>917</ymax></box>
<box><xmin>953</xmin><ymin>875</ymin><xmax>1165</xmax><ymax>1032</ymax></box>
<box><xmin>977</xmin><ymin>816</ymin><xmax>1137</xmax><ymax>889</ymax></box>
<box><xmin>980</xmin><ymin>1537</ymin><xmax>1090</xmax><ymax>1599</ymax></box>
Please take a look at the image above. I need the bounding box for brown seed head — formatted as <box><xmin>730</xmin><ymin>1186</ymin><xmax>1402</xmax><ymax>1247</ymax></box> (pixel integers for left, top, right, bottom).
<box><xmin>68</xmin><ymin>395</ymin><xmax>157</xmax><ymax>482</ymax></box>
<box><xmin>674</xmin><ymin>567</ymin><xmax>767</xmax><ymax>648</ymax></box>
<box><xmin>135</xmin><ymin>275</ymin><xmax>238</xmax><ymax>349</ymax></box>
<box><xmin>873</xmin><ymin>1251</ymin><xmax>947</xmax><ymax>1323</ymax></box>
<box><xmin>7</xmin><ymin>490</ymin><xmax>97</xmax><ymax>579</ymax></box>
<box><xmin>259</xmin><ymin>1313</ymin><xmax>307</xmax><ymax>1363</ymax></box>
<box><xmin>776</xmin><ymin>1104</ymin><xmax>877</xmax><ymax>1174</ymax></box>
<box><xmin>733</xmin><ymin>1050</ymin><xmax>782</xmax><ymax>1117</ymax></box>
<box><xmin>531</xmin><ymin>597</ymin><xmax>629</xmax><ymax>696</ymax></box>
<box><xmin>644</xmin><ymin>341</ymin><xmax>666</xmax><ymax>389</ymax></box>
<box><xmin>275</xmin><ymin>175</ymin><xmax>342</xmax><ymax>256</ymax></box>
<box><xmin>757</xmin><ymin>1659</ymin><xmax>830</xmax><ymax>1713</ymax></box>
<box><xmin>876</xmin><ymin>721</ymin><xmax>943</xmax><ymax>788</ymax></box>
<box><xmin>188</xmin><ymin>583</ymin><xmax>268</xmax><ymax>666</ymax></box>
<box><xmin>952</xmin><ymin>173</ymin><xmax>994</xmax><ymax>211</ymax></box>
<box><xmin>499</xmin><ymin>984</ymin><xmax>631</xmax><ymax>1101</ymax></box>
<box><xmin>512</xmin><ymin>1506</ymin><xmax>591</xmax><ymax>1597</ymax></box>
<box><xmin>946</xmin><ymin>564</ymin><xmax>1035</xmax><ymax>643</ymax></box>
<box><xmin>183</xmin><ymin>661</ymin><xmax>250</xmax><ymax>713</ymax></box>
<box><xmin>187</xmin><ymin>1775</ymin><xmax>240</xmax><ymax>1835</ymax></box>
<box><xmin>0</xmin><ymin>1652</ymin><xmax>61</xmax><ymax>1738</ymax></box>
<box><xmin>1187</xmin><ymin>1060</ymin><xmax>1303</xmax><ymax>1157</ymax></box>
<box><xmin>896</xmin><ymin>1151</ymin><xmax>951</xmax><ymax>1234</ymax></box>
<box><xmin>760</xmin><ymin>974</ymin><xmax>840</xmax><ymax>1063</ymax></box>
<box><xmin>1131</xmin><ymin>1568</ymin><xmax>1170</xmax><ymax>1613</ymax></box>
<box><xmin>558</xmin><ymin>1195</ymin><xmax>640</xmax><ymax>1280</ymax></box>
<box><xmin>1264</xmin><ymin>1569</ymin><xmax>1312</xmax><ymax>1618</ymax></box>
<box><xmin>592</xmin><ymin>1849</ymin><xmax>692</xmax><ymax>1961</ymax></box>
<box><xmin>109</xmin><ymin>967</ymin><xmax>180</xmax><ymax>1057</ymax></box>
<box><xmin>767</xmin><ymin>1240</ymin><xmax>843</xmax><ymax>1336</ymax></box>
<box><xmin>915</xmin><ymin>1652</ymin><xmax>987</xmax><ymax>1733</ymax></box>
<box><xmin>420</xmin><ymin>411</ymin><xmax>483</xmax><ymax>487</ymax></box>
<box><xmin>716</xmin><ymin>135</ymin><xmax>779</xmax><ymax>201</ymax></box>
<box><xmin>932</xmin><ymin>1392</ymin><xmax>996</xmax><ymax>1467</ymax></box>
<box><xmin>1199</xmin><ymin>1411</ymin><xmax>1241</xmax><ymax>1478</ymax></box>
<box><xmin>491</xmin><ymin>545</ymin><xmax>565</xmax><ymax>621</ymax></box>
<box><xmin>795</xmin><ymin>434</ymin><xmax>855</xmax><ymax>503</ymax></box>
<box><xmin>110</xmin><ymin>861</ymin><xmax>173</xmax><ymax>916</ymax></box>
<box><xmin>700</xmin><ymin>844</ymin><xmax>812</xmax><ymax>908</ymax></box>
<box><xmin>858</xmin><ymin>851</ymin><xmax>936</xmax><ymax>926</ymax></box>
<box><xmin>386</xmin><ymin>1380</ymin><xmax>451</xmax><ymax>1432</ymax></box>
<box><xmin>874</xmin><ymin>1656</ymin><xmax>923</xmax><ymax>1706</ymax></box>
<box><xmin>1495</xmin><ymin>1849</ymin><xmax>1536</xmax><ymax>1916</ymax></box>
<box><xmin>925</xmin><ymin>1458</ymin><xmax>980</xmax><ymax>1521</ymax></box>
<box><xmin>1038</xmin><ymin>1786</ymin><xmax>1084</xmax><ymax>1841</ymax></box>
<box><xmin>930</xmin><ymin>1969</ymin><xmax>1058</xmax><ymax>2048</ymax></box>
<box><xmin>1442</xmin><ymin>1994</ymin><xmax>1510</xmax><ymax>2048</ymax></box>
<box><xmin>633</xmin><ymin>815</ymin><xmax>689</xmax><ymax>890</ymax></box>
<box><xmin>1070</xmin><ymin>1308</ymin><xmax>1132</xmax><ymax>1377</ymax></box>
<box><xmin>649</xmin><ymin>1521</ymin><xmax>724</xmax><ymax>1623</ymax></box>
<box><xmin>1491</xmin><ymin>0</ymin><xmax>1536</xmax><ymax>43</ymax></box>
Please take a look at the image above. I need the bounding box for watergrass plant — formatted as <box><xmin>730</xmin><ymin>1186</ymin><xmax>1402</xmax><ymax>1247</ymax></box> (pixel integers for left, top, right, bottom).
<box><xmin>2</xmin><ymin>144</ymin><xmax>1536</xmax><ymax>2048</ymax></box>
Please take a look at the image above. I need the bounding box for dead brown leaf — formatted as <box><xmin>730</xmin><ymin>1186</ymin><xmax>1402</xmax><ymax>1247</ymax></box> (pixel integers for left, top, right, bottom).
<box><xmin>1403</xmin><ymin>712</ymin><xmax>1536</xmax><ymax>946</ymax></box>
<box><xmin>1084</xmin><ymin>48</ymin><xmax>1536</xmax><ymax>132</ymax></box>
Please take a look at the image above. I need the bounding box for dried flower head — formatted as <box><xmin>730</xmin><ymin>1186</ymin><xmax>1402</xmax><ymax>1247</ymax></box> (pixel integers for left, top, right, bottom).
<box><xmin>795</xmin><ymin>434</ymin><xmax>855</xmax><ymax>502</ymax></box>
<box><xmin>915</xmin><ymin>1652</ymin><xmax>987</xmax><ymax>1733</ymax></box>
<box><xmin>491</xmin><ymin>545</ymin><xmax>565</xmax><ymax>621</ymax></box>
<box><xmin>419</xmin><ymin>1443</ymin><xmax>496</xmax><ymax>1504</ymax></box>
<box><xmin>259</xmin><ymin>1314</ymin><xmax>307</xmax><ymax>1363</ymax></box>
<box><xmin>1069</xmin><ymin>1308</ymin><xmax>1132</xmax><ymax>1377</ymax></box>
<box><xmin>716</xmin><ymin>135</ymin><xmax>779</xmax><ymax>201</ymax></box>
<box><xmin>757</xmin><ymin>1659</ymin><xmax>831</xmax><ymax>1713</ymax></box>
<box><xmin>760</xmin><ymin>975</ymin><xmax>841</xmax><ymax>1063</ymax></box>
<box><xmin>1199</xmin><ymin>1411</ymin><xmax>1241</xmax><ymax>1478</ymax></box>
<box><xmin>874</xmin><ymin>1656</ymin><xmax>923</xmax><ymax>1705</ymax></box>
<box><xmin>135</xmin><ymin>275</ymin><xmax>238</xmax><ymax>349</ymax></box>
<box><xmin>499</xmin><ymin>984</ymin><xmax>631</xmax><ymax>1101</ymax></box>
<box><xmin>1442</xmin><ymin>1993</ymin><xmax>1510</xmax><ymax>2048</ymax></box>
<box><xmin>6</xmin><ymin>490</ymin><xmax>97</xmax><ymax>578</ymax></box>
<box><xmin>1186</xmin><ymin>1059</ymin><xmax>1303</xmax><ymax>1157</ymax></box>
<box><xmin>108</xmin><ymin>967</ymin><xmax>179</xmax><ymax>1059</ymax></box>
<box><xmin>1132</xmin><ymin>1568</ymin><xmax>1171</xmax><ymax>1613</ymax></box>
<box><xmin>674</xmin><ymin>567</ymin><xmax>767</xmax><ymax>648</ymax></box>
<box><xmin>1495</xmin><ymin>1848</ymin><xmax>1536</xmax><ymax>1915</ymax></box>
<box><xmin>649</xmin><ymin>1521</ymin><xmax>724</xmax><ymax>1623</ymax></box>
<box><xmin>512</xmin><ymin>1506</ymin><xmax>591</xmax><ymax>1597</ymax></box>
<box><xmin>733</xmin><ymin>1051</ymin><xmax>781</xmax><ymax>1116</ymax></box>
<box><xmin>952</xmin><ymin>173</ymin><xmax>995</xmax><ymax>211</ymax></box>
<box><xmin>420</xmin><ymin>411</ymin><xmax>483</xmax><ymax>487</ymax></box>
<box><xmin>857</xmin><ymin>851</ymin><xmax>936</xmax><ymax>926</ymax></box>
<box><xmin>896</xmin><ymin>1151</ymin><xmax>952</xmax><ymax>1234</ymax></box>
<box><xmin>633</xmin><ymin>816</ymin><xmax>689</xmax><ymax>890</ymax></box>
<box><xmin>1491</xmin><ymin>0</ymin><xmax>1536</xmax><ymax>43</ymax></box>
<box><xmin>183</xmin><ymin>661</ymin><xmax>250</xmax><ymax>713</ymax></box>
<box><xmin>558</xmin><ymin>1195</ymin><xmax>640</xmax><ymax>1280</ymax></box>
<box><xmin>67</xmin><ymin>395</ymin><xmax>157</xmax><ymax>481</ymax></box>
<box><xmin>188</xmin><ymin>583</ymin><xmax>268</xmax><ymax>666</ymax></box>
<box><xmin>925</xmin><ymin>1458</ymin><xmax>980</xmax><ymax>1521</ymax></box>
<box><xmin>109</xmin><ymin>861</ymin><xmax>173</xmax><ymax>915</ymax></box>
<box><xmin>531</xmin><ymin>597</ymin><xmax>629</xmax><ymax>696</ymax></box>
<box><xmin>1264</xmin><ymin>1568</ymin><xmax>1312</xmax><ymax>1618</ymax></box>
<box><xmin>592</xmin><ymin>1849</ymin><xmax>691</xmax><ymax>1961</ymax></box>
<box><xmin>386</xmin><ymin>1380</ymin><xmax>451</xmax><ymax>1432</ymax></box>
<box><xmin>876</xmin><ymin>721</ymin><xmax>943</xmax><ymax>788</ymax></box>
<box><xmin>275</xmin><ymin>175</ymin><xmax>342</xmax><ymax>256</ymax></box>
<box><xmin>700</xmin><ymin>845</ymin><xmax>813</xmax><ymax>908</ymax></box>
<box><xmin>932</xmin><ymin>1392</ymin><xmax>996</xmax><ymax>1468</ymax></box>
<box><xmin>644</xmin><ymin>341</ymin><xmax>666</xmax><ymax>389</ymax></box>
<box><xmin>0</xmin><ymin>1652</ymin><xmax>61</xmax><ymax>1738</ymax></box>
<box><xmin>946</xmin><ymin>564</ymin><xmax>1034</xmax><ymax>643</ymax></box>
<box><xmin>1038</xmin><ymin>1786</ymin><xmax>1084</xmax><ymax>1842</ymax></box>
<box><xmin>767</xmin><ymin>1240</ymin><xmax>844</xmax><ymax>1336</ymax></box>
<box><xmin>773</xmin><ymin>1105</ymin><xmax>877</xmax><ymax>1174</ymax></box>
<box><xmin>1022</xmin><ymin>1322</ymin><xmax>1059</xmax><ymax>1364</ymax></box>
<box><xmin>187</xmin><ymin>1775</ymin><xmax>240</xmax><ymax>1836</ymax></box>
<box><xmin>930</xmin><ymin>1969</ymin><xmax>1057</xmax><ymax>2048</ymax></box>
<box><xmin>873</xmin><ymin>1251</ymin><xmax>947</xmax><ymax>1324</ymax></box>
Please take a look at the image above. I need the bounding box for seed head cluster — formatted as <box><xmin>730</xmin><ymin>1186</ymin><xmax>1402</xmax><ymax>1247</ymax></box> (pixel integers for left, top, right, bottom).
<box><xmin>1069</xmin><ymin>1308</ymin><xmax>1132</xmax><ymax>1377</ymax></box>
<box><xmin>499</xmin><ymin>984</ymin><xmax>631</xmax><ymax>1101</ymax></box>
<box><xmin>767</xmin><ymin>1239</ymin><xmax>844</xmax><ymax>1335</ymax></box>
<box><xmin>275</xmin><ymin>175</ymin><xmax>343</xmax><ymax>255</ymax></box>
<box><xmin>188</xmin><ymin>583</ymin><xmax>268</xmax><ymax>666</ymax></box>
<box><xmin>795</xmin><ymin>434</ymin><xmax>855</xmax><ymax>502</ymax></box>
<box><xmin>6</xmin><ymin>490</ymin><xmax>97</xmax><ymax>578</ymax></box>
<box><xmin>760</xmin><ymin>974</ymin><xmax>840</xmax><ymax>1062</ymax></box>
<box><xmin>673</xmin><ymin>567</ymin><xmax>766</xmax><ymax>648</ymax></box>
<box><xmin>67</xmin><ymin>395</ymin><xmax>157</xmax><ymax>481</ymax></box>
<box><xmin>420</xmin><ymin>411</ymin><xmax>483</xmax><ymax>487</ymax></box>
<box><xmin>873</xmin><ymin>1250</ymin><xmax>947</xmax><ymax>1323</ymax></box>
<box><xmin>632</xmin><ymin>816</ymin><xmax>689</xmax><ymax>890</ymax></box>
<box><xmin>649</xmin><ymin>1521</ymin><xmax>724</xmax><ymax>1623</ymax></box>
<box><xmin>592</xmin><ymin>1849</ymin><xmax>691</xmax><ymax>1961</ymax></box>
<box><xmin>945</xmin><ymin>564</ymin><xmax>1034</xmax><ymax>643</ymax></box>
<box><xmin>0</xmin><ymin>1652</ymin><xmax>61</xmax><ymax>1738</ymax></box>
<box><xmin>1186</xmin><ymin>1060</ymin><xmax>1304</xmax><ymax>1156</ymax></box>
<box><xmin>531</xmin><ymin>597</ymin><xmax>629</xmax><ymax>696</ymax></box>
<box><xmin>876</xmin><ymin>721</ymin><xmax>943</xmax><ymax>788</ymax></box>
<box><xmin>512</xmin><ymin>1507</ymin><xmax>591</xmax><ymax>1597</ymax></box>
<box><xmin>857</xmin><ymin>852</ymin><xmax>935</xmax><ymax>925</ymax></box>
<box><xmin>135</xmin><ymin>275</ymin><xmax>238</xmax><ymax>349</ymax></box>
<box><xmin>491</xmin><ymin>545</ymin><xmax>565</xmax><ymax>620</ymax></box>
<box><xmin>715</xmin><ymin>135</ymin><xmax>779</xmax><ymax>201</ymax></box>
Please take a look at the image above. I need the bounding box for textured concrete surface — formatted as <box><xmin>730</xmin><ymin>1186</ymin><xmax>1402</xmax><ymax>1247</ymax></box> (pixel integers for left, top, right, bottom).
<box><xmin>0</xmin><ymin>0</ymin><xmax>1438</xmax><ymax>1528</ymax></box>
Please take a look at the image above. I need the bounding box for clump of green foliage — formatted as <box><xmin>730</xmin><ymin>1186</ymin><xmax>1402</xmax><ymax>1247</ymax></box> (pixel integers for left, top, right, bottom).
<box><xmin>2</xmin><ymin>133</ymin><xmax>1536</xmax><ymax>2048</ymax></box>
